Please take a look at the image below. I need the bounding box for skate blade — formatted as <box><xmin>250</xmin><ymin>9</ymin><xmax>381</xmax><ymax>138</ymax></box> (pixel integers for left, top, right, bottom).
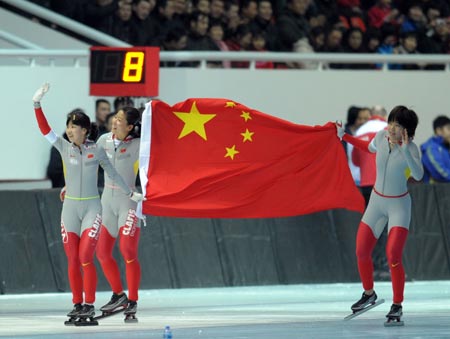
<box><xmin>344</xmin><ymin>299</ymin><xmax>385</xmax><ymax>321</ymax></box>
<box><xmin>64</xmin><ymin>318</ymin><xmax>77</xmax><ymax>326</ymax></box>
<box><xmin>74</xmin><ymin>318</ymin><xmax>99</xmax><ymax>326</ymax></box>
<box><xmin>124</xmin><ymin>315</ymin><xmax>138</xmax><ymax>323</ymax></box>
<box><xmin>384</xmin><ymin>319</ymin><xmax>404</xmax><ymax>327</ymax></box>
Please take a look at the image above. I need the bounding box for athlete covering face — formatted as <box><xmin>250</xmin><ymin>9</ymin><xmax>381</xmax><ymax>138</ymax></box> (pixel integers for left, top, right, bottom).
<box><xmin>336</xmin><ymin>105</ymin><xmax>423</xmax><ymax>322</ymax></box>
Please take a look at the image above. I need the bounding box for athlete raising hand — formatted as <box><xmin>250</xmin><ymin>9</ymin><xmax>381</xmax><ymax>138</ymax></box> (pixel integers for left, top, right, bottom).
<box><xmin>32</xmin><ymin>83</ymin><xmax>144</xmax><ymax>325</ymax></box>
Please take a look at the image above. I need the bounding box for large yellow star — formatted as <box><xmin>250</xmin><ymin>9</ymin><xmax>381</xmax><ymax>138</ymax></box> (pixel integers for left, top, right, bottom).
<box><xmin>241</xmin><ymin>128</ymin><xmax>254</xmax><ymax>142</ymax></box>
<box><xmin>225</xmin><ymin>145</ymin><xmax>239</xmax><ymax>160</ymax></box>
<box><xmin>241</xmin><ymin>111</ymin><xmax>252</xmax><ymax>122</ymax></box>
<box><xmin>173</xmin><ymin>102</ymin><xmax>216</xmax><ymax>140</ymax></box>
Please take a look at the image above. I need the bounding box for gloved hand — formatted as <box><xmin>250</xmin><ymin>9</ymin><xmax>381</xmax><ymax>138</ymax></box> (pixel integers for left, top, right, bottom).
<box><xmin>60</xmin><ymin>186</ymin><xmax>66</xmax><ymax>202</ymax></box>
<box><xmin>129</xmin><ymin>191</ymin><xmax>146</xmax><ymax>202</ymax></box>
<box><xmin>32</xmin><ymin>82</ymin><xmax>50</xmax><ymax>103</ymax></box>
<box><xmin>335</xmin><ymin>120</ymin><xmax>345</xmax><ymax>140</ymax></box>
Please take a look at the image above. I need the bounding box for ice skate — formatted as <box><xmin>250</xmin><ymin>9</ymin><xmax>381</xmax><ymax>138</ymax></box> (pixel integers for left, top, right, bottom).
<box><xmin>124</xmin><ymin>300</ymin><xmax>138</xmax><ymax>323</ymax></box>
<box><xmin>100</xmin><ymin>293</ymin><xmax>128</xmax><ymax>313</ymax></box>
<box><xmin>344</xmin><ymin>292</ymin><xmax>385</xmax><ymax>321</ymax></box>
<box><xmin>384</xmin><ymin>304</ymin><xmax>404</xmax><ymax>327</ymax></box>
<box><xmin>64</xmin><ymin>303</ymin><xmax>82</xmax><ymax>326</ymax></box>
<box><xmin>74</xmin><ymin>304</ymin><xmax>98</xmax><ymax>326</ymax></box>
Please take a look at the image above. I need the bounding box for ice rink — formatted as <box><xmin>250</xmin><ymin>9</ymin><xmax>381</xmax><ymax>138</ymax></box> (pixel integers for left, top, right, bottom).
<box><xmin>1</xmin><ymin>281</ymin><xmax>450</xmax><ymax>338</ymax></box>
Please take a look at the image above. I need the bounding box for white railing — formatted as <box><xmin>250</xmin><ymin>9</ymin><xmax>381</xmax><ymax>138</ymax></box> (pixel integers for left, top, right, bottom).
<box><xmin>1</xmin><ymin>49</ymin><xmax>450</xmax><ymax>70</ymax></box>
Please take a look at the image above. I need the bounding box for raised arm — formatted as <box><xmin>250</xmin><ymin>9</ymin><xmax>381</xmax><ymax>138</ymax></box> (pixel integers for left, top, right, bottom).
<box><xmin>400</xmin><ymin>129</ymin><xmax>424</xmax><ymax>181</ymax></box>
<box><xmin>32</xmin><ymin>83</ymin><xmax>58</xmax><ymax>144</ymax></box>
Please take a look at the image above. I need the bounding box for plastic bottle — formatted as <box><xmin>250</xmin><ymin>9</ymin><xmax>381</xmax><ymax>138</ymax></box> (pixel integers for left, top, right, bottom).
<box><xmin>163</xmin><ymin>325</ymin><xmax>173</xmax><ymax>339</ymax></box>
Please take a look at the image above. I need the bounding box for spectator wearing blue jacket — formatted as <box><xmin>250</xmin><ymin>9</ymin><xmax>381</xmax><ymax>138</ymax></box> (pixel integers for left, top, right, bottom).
<box><xmin>420</xmin><ymin>115</ymin><xmax>450</xmax><ymax>183</ymax></box>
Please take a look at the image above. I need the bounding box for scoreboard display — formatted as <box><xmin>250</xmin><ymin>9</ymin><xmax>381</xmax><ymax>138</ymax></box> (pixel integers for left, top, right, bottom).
<box><xmin>89</xmin><ymin>46</ymin><xmax>159</xmax><ymax>97</ymax></box>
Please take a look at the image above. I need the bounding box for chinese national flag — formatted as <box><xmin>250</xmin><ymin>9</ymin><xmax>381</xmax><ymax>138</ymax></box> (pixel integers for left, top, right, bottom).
<box><xmin>138</xmin><ymin>99</ymin><xmax>365</xmax><ymax>218</ymax></box>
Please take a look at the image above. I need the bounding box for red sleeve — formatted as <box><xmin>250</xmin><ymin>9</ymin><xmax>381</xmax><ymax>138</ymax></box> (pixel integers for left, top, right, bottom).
<box><xmin>34</xmin><ymin>106</ymin><xmax>51</xmax><ymax>135</ymax></box>
<box><xmin>343</xmin><ymin>134</ymin><xmax>371</xmax><ymax>153</ymax></box>
<box><xmin>352</xmin><ymin>147</ymin><xmax>361</xmax><ymax>166</ymax></box>
<box><xmin>368</xmin><ymin>7</ymin><xmax>385</xmax><ymax>28</ymax></box>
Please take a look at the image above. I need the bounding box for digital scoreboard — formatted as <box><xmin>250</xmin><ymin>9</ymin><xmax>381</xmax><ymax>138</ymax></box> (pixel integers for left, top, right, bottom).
<box><xmin>89</xmin><ymin>46</ymin><xmax>159</xmax><ymax>97</ymax></box>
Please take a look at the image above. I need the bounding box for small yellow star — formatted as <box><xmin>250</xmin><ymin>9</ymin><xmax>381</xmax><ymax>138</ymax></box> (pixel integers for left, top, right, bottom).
<box><xmin>225</xmin><ymin>102</ymin><xmax>236</xmax><ymax>108</ymax></box>
<box><xmin>173</xmin><ymin>102</ymin><xmax>216</xmax><ymax>140</ymax></box>
<box><xmin>241</xmin><ymin>111</ymin><xmax>252</xmax><ymax>122</ymax></box>
<box><xmin>241</xmin><ymin>128</ymin><xmax>254</xmax><ymax>142</ymax></box>
<box><xmin>225</xmin><ymin>145</ymin><xmax>239</xmax><ymax>160</ymax></box>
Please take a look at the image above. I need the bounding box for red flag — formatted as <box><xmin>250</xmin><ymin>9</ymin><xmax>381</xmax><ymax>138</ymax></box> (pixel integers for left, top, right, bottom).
<box><xmin>138</xmin><ymin>99</ymin><xmax>365</xmax><ymax>218</ymax></box>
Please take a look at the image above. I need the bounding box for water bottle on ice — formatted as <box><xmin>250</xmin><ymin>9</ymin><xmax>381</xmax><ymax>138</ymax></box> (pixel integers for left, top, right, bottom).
<box><xmin>163</xmin><ymin>325</ymin><xmax>173</xmax><ymax>339</ymax></box>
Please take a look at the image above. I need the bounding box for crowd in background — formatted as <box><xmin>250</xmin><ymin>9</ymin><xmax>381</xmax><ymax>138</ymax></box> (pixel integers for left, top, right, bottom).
<box><xmin>27</xmin><ymin>0</ymin><xmax>450</xmax><ymax>69</ymax></box>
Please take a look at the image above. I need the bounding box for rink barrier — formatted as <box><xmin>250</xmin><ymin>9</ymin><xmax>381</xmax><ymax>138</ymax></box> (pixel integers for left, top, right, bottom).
<box><xmin>0</xmin><ymin>183</ymin><xmax>449</xmax><ymax>294</ymax></box>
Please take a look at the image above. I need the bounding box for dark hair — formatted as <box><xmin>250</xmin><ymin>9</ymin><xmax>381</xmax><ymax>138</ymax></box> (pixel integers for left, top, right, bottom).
<box><xmin>346</xmin><ymin>106</ymin><xmax>361</xmax><ymax>127</ymax></box>
<box><xmin>113</xmin><ymin>96</ymin><xmax>134</xmax><ymax>111</ymax></box>
<box><xmin>121</xmin><ymin>106</ymin><xmax>142</xmax><ymax>138</ymax></box>
<box><xmin>66</xmin><ymin>109</ymin><xmax>99</xmax><ymax>141</ymax></box>
<box><xmin>95</xmin><ymin>98</ymin><xmax>110</xmax><ymax>110</ymax></box>
<box><xmin>433</xmin><ymin>115</ymin><xmax>450</xmax><ymax>131</ymax></box>
<box><xmin>387</xmin><ymin>106</ymin><xmax>419</xmax><ymax>138</ymax></box>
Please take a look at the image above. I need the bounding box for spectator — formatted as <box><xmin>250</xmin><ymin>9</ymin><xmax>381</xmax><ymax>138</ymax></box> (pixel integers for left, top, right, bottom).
<box><xmin>276</xmin><ymin>0</ymin><xmax>311</xmax><ymax>52</ymax></box>
<box><xmin>108</xmin><ymin>1</ymin><xmax>139</xmax><ymax>43</ymax></box>
<box><xmin>114</xmin><ymin>97</ymin><xmax>135</xmax><ymax>112</ymax></box>
<box><xmin>393</xmin><ymin>31</ymin><xmax>423</xmax><ymax>70</ymax></box>
<box><xmin>130</xmin><ymin>0</ymin><xmax>157</xmax><ymax>45</ymax></box>
<box><xmin>420</xmin><ymin>17</ymin><xmax>449</xmax><ymax>70</ymax></box>
<box><xmin>226</xmin><ymin>24</ymin><xmax>253</xmax><ymax>68</ymax></box>
<box><xmin>158</xmin><ymin>20</ymin><xmax>188</xmax><ymax>67</ymax></box>
<box><xmin>420</xmin><ymin>115</ymin><xmax>450</xmax><ymax>183</ymax></box>
<box><xmin>185</xmin><ymin>11</ymin><xmax>220</xmax><ymax>67</ymax></box>
<box><xmin>209</xmin><ymin>20</ymin><xmax>231</xmax><ymax>68</ymax></box>
<box><xmin>210</xmin><ymin>0</ymin><xmax>225</xmax><ymax>21</ymax></box>
<box><xmin>309</xmin><ymin>26</ymin><xmax>326</xmax><ymax>51</ymax></box>
<box><xmin>251</xmin><ymin>31</ymin><xmax>275</xmax><ymax>69</ymax></box>
<box><xmin>95</xmin><ymin>98</ymin><xmax>112</xmax><ymax>137</ymax></box>
<box><xmin>146</xmin><ymin>0</ymin><xmax>177</xmax><ymax>45</ymax></box>
<box><xmin>250</xmin><ymin>0</ymin><xmax>279</xmax><ymax>51</ymax></box>
<box><xmin>352</xmin><ymin>105</ymin><xmax>388</xmax><ymax>203</ymax></box>
<box><xmin>224</xmin><ymin>0</ymin><xmax>240</xmax><ymax>39</ymax></box>
<box><xmin>240</xmin><ymin>0</ymin><xmax>258</xmax><ymax>25</ymax></box>
<box><xmin>186</xmin><ymin>11</ymin><xmax>218</xmax><ymax>51</ymax></box>
<box><xmin>192</xmin><ymin>0</ymin><xmax>210</xmax><ymax>14</ymax></box>
<box><xmin>341</xmin><ymin>28</ymin><xmax>374</xmax><ymax>69</ymax></box>
<box><xmin>367</xmin><ymin>0</ymin><xmax>402</xmax><ymax>29</ymax></box>
<box><xmin>365</xmin><ymin>27</ymin><xmax>381</xmax><ymax>53</ymax></box>
<box><xmin>342</xmin><ymin>106</ymin><xmax>371</xmax><ymax>186</ymax></box>
<box><xmin>400</xmin><ymin>3</ymin><xmax>427</xmax><ymax>35</ymax></box>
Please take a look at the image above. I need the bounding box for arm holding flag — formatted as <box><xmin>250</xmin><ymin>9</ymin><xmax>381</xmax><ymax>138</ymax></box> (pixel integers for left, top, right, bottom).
<box><xmin>336</xmin><ymin>121</ymin><xmax>374</xmax><ymax>153</ymax></box>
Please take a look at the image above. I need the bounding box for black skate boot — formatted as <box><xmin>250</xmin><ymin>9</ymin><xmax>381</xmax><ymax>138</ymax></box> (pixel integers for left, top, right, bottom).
<box><xmin>64</xmin><ymin>303</ymin><xmax>82</xmax><ymax>326</ymax></box>
<box><xmin>384</xmin><ymin>304</ymin><xmax>404</xmax><ymax>327</ymax></box>
<box><xmin>100</xmin><ymin>293</ymin><xmax>128</xmax><ymax>313</ymax></box>
<box><xmin>124</xmin><ymin>300</ymin><xmax>138</xmax><ymax>323</ymax></box>
<box><xmin>75</xmin><ymin>304</ymin><xmax>98</xmax><ymax>326</ymax></box>
<box><xmin>351</xmin><ymin>291</ymin><xmax>377</xmax><ymax>312</ymax></box>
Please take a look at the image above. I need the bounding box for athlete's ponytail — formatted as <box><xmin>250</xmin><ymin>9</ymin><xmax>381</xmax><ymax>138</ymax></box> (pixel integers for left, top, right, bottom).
<box><xmin>88</xmin><ymin>123</ymin><xmax>99</xmax><ymax>141</ymax></box>
<box><xmin>122</xmin><ymin>106</ymin><xmax>141</xmax><ymax>138</ymax></box>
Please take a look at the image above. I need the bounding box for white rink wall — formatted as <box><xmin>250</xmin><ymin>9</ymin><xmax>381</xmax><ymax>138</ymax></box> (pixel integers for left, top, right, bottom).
<box><xmin>2</xmin><ymin>65</ymin><xmax>449</xmax><ymax>180</ymax></box>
